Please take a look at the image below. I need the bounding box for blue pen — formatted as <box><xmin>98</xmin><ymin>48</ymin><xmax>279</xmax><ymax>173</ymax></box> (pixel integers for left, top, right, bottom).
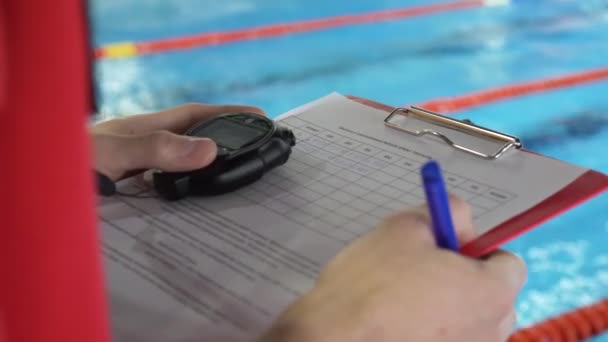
<box><xmin>421</xmin><ymin>160</ymin><xmax>459</xmax><ymax>251</ymax></box>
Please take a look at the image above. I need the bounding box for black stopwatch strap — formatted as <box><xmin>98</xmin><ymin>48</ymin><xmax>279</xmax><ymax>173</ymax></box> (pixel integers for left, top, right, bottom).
<box><xmin>152</xmin><ymin>172</ymin><xmax>191</xmax><ymax>201</ymax></box>
<box><xmin>95</xmin><ymin>170</ymin><xmax>116</xmax><ymax>196</ymax></box>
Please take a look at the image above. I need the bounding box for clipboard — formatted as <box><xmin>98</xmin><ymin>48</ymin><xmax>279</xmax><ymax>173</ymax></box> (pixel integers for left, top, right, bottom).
<box><xmin>98</xmin><ymin>93</ymin><xmax>608</xmax><ymax>341</ymax></box>
<box><xmin>345</xmin><ymin>95</ymin><xmax>608</xmax><ymax>257</ymax></box>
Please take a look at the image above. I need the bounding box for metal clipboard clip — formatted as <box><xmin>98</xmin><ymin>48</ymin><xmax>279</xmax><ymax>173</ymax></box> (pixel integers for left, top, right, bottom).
<box><xmin>384</xmin><ymin>106</ymin><xmax>522</xmax><ymax>160</ymax></box>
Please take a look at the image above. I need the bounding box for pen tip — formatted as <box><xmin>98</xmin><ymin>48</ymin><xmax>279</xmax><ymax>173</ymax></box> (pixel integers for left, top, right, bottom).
<box><xmin>422</xmin><ymin>159</ymin><xmax>440</xmax><ymax>171</ymax></box>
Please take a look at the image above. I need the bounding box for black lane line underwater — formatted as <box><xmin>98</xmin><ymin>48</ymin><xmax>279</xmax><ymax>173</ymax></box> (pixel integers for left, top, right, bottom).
<box><xmin>521</xmin><ymin>109</ymin><xmax>608</xmax><ymax>151</ymax></box>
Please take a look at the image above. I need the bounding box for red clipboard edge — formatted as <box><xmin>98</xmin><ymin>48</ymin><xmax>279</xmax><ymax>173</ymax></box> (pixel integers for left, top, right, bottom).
<box><xmin>344</xmin><ymin>95</ymin><xmax>608</xmax><ymax>258</ymax></box>
<box><xmin>460</xmin><ymin>169</ymin><xmax>608</xmax><ymax>258</ymax></box>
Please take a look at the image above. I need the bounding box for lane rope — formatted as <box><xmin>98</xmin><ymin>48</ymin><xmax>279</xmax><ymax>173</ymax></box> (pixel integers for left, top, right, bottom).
<box><xmin>508</xmin><ymin>299</ymin><xmax>608</xmax><ymax>341</ymax></box>
<box><xmin>412</xmin><ymin>67</ymin><xmax>608</xmax><ymax>113</ymax></box>
<box><xmin>94</xmin><ymin>0</ymin><xmax>510</xmax><ymax>59</ymax></box>
<box><xmin>408</xmin><ymin>66</ymin><xmax>608</xmax><ymax>340</ymax></box>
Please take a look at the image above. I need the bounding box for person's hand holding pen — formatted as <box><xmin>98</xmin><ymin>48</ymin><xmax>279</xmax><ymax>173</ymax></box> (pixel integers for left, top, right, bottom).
<box><xmin>260</xmin><ymin>162</ymin><xmax>527</xmax><ymax>342</ymax></box>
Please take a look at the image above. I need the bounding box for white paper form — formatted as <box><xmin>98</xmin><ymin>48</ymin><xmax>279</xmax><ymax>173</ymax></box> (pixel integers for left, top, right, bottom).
<box><xmin>99</xmin><ymin>93</ymin><xmax>588</xmax><ymax>342</ymax></box>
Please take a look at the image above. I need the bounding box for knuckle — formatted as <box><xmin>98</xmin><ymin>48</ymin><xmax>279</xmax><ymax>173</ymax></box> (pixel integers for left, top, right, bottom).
<box><xmin>385</xmin><ymin>209</ymin><xmax>429</xmax><ymax>228</ymax></box>
<box><xmin>503</xmin><ymin>252</ymin><xmax>527</xmax><ymax>284</ymax></box>
<box><xmin>95</xmin><ymin>134</ymin><xmax>128</xmax><ymax>178</ymax></box>
<box><xmin>511</xmin><ymin>255</ymin><xmax>527</xmax><ymax>278</ymax></box>
<box><xmin>382</xmin><ymin>209</ymin><xmax>432</xmax><ymax>241</ymax></box>
<box><xmin>148</xmin><ymin>131</ymin><xmax>177</xmax><ymax>160</ymax></box>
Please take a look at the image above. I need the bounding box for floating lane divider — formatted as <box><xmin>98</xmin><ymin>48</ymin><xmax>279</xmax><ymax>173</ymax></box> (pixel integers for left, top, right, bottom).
<box><xmin>508</xmin><ymin>298</ymin><xmax>608</xmax><ymax>341</ymax></box>
<box><xmin>413</xmin><ymin>66</ymin><xmax>608</xmax><ymax>113</ymax></box>
<box><xmin>407</xmin><ymin>67</ymin><xmax>608</xmax><ymax>341</ymax></box>
<box><xmin>94</xmin><ymin>0</ymin><xmax>510</xmax><ymax>59</ymax></box>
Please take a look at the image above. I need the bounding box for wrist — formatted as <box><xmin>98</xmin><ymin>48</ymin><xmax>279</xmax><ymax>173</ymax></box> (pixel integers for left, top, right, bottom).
<box><xmin>257</xmin><ymin>291</ymin><xmax>336</xmax><ymax>342</ymax></box>
<box><xmin>258</xmin><ymin>287</ymin><xmax>366</xmax><ymax>342</ymax></box>
<box><xmin>258</xmin><ymin>299</ymin><xmax>324</xmax><ymax>342</ymax></box>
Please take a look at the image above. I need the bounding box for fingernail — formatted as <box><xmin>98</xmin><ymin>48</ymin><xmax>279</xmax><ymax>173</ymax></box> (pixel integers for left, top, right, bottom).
<box><xmin>181</xmin><ymin>137</ymin><xmax>216</xmax><ymax>157</ymax></box>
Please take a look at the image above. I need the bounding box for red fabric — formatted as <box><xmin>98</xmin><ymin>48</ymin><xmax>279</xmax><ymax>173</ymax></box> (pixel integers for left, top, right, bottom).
<box><xmin>0</xmin><ymin>2</ymin><xmax>6</xmax><ymax>111</ymax></box>
<box><xmin>0</xmin><ymin>0</ymin><xmax>110</xmax><ymax>341</ymax></box>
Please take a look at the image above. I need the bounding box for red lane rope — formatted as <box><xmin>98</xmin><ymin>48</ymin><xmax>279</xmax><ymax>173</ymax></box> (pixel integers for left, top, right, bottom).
<box><xmin>508</xmin><ymin>299</ymin><xmax>608</xmax><ymax>341</ymax></box>
<box><xmin>94</xmin><ymin>0</ymin><xmax>487</xmax><ymax>58</ymax></box>
<box><xmin>407</xmin><ymin>67</ymin><xmax>608</xmax><ymax>341</ymax></box>
<box><xmin>413</xmin><ymin>67</ymin><xmax>608</xmax><ymax>113</ymax></box>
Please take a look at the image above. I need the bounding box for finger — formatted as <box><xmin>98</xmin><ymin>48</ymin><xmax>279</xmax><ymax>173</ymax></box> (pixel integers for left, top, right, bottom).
<box><xmin>482</xmin><ymin>250</ymin><xmax>528</xmax><ymax>295</ymax></box>
<box><xmin>97</xmin><ymin>131</ymin><xmax>217</xmax><ymax>180</ymax></box>
<box><xmin>95</xmin><ymin>103</ymin><xmax>266</xmax><ymax>135</ymax></box>
<box><xmin>381</xmin><ymin>206</ymin><xmax>435</xmax><ymax>248</ymax></box>
<box><xmin>393</xmin><ymin>195</ymin><xmax>475</xmax><ymax>246</ymax></box>
<box><xmin>446</xmin><ymin>194</ymin><xmax>476</xmax><ymax>244</ymax></box>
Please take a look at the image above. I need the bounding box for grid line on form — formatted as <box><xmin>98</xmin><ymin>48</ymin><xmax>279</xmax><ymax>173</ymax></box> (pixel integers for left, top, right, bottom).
<box><xmin>287</xmin><ymin>118</ymin><xmax>519</xmax><ymax>219</ymax></box>
<box><xmin>232</xmin><ymin>116</ymin><xmax>518</xmax><ymax>241</ymax></box>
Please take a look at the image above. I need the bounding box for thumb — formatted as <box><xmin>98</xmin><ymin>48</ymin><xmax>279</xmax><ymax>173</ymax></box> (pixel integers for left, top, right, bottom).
<box><xmin>97</xmin><ymin>131</ymin><xmax>217</xmax><ymax>180</ymax></box>
<box><xmin>446</xmin><ymin>194</ymin><xmax>477</xmax><ymax>245</ymax></box>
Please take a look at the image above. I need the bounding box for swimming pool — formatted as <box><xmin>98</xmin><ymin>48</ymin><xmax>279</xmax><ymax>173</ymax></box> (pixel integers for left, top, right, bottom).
<box><xmin>89</xmin><ymin>0</ymin><xmax>608</xmax><ymax>339</ymax></box>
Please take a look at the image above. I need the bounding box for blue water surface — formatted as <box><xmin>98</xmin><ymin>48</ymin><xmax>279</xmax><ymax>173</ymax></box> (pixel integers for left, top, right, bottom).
<box><xmin>89</xmin><ymin>0</ymin><xmax>608</xmax><ymax>339</ymax></box>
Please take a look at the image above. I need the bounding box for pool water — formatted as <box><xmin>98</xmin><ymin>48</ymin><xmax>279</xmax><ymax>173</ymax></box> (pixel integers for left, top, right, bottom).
<box><xmin>89</xmin><ymin>0</ymin><xmax>608</xmax><ymax>339</ymax></box>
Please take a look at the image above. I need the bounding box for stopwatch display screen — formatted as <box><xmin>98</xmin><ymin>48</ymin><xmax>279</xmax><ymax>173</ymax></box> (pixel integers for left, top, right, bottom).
<box><xmin>195</xmin><ymin>118</ymin><xmax>268</xmax><ymax>150</ymax></box>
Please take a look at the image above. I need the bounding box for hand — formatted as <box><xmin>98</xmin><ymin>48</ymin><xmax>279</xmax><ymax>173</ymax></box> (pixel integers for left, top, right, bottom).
<box><xmin>260</xmin><ymin>196</ymin><xmax>527</xmax><ymax>342</ymax></box>
<box><xmin>90</xmin><ymin>103</ymin><xmax>265</xmax><ymax>181</ymax></box>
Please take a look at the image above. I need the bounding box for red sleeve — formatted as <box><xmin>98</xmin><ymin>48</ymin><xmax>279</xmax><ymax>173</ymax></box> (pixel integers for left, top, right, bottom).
<box><xmin>0</xmin><ymin>1</ymin><xmax>110</xmax><ymax>341</ymax></box>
